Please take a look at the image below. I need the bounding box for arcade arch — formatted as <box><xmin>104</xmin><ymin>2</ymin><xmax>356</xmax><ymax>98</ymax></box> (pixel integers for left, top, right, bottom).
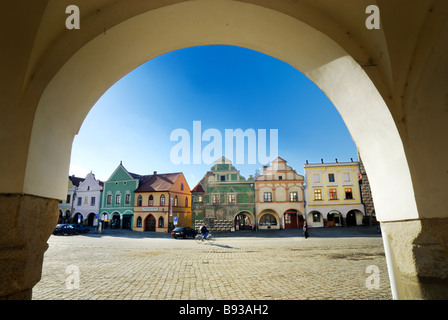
<box><xmin>307</xmin><ymin>211</ymin><xmax>324</xmax><ymax>228</ymax></box>
<box><xmin>2</xmin><ymin>0</ymin><xmax>448</xmax><ymax>300</ymax></box>
<box><xmin>234</xmin><ymin>211</ymin><xmax>254</xmax><ymax>231</ymax></box>
<box><xmin>258</xmin><ymin>210</ymin><xmax>280</xmax><ymax>230</ymax></box>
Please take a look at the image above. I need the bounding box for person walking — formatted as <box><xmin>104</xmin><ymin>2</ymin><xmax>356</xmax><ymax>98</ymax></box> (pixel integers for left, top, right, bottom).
<box><xmin>303</xmin><ymin>221</ymin><xmax>309</xmax><ymax>239</ymax></box>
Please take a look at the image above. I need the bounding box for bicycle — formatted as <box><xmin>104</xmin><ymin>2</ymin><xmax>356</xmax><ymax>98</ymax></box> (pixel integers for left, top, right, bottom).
<box><xmin>195</xmin><ymin>233</ymin><xmax>215</xmax><ymax>244</ymax></box>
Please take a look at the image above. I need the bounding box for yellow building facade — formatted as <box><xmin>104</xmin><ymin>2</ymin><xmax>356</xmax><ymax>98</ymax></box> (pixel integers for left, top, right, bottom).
<box><xmin>304</xmin><ymin>161</ymin><xmax>364</xmax><ymax>228</ymax></box>
<box><xmin>133</xmin><ymin>172</ymin><xmax>192</xmax><ymax>233</ymax></box>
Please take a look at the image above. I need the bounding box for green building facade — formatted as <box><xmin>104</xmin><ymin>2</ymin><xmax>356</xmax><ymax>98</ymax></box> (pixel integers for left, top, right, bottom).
<box><xmin>99</xmin><ymin>162</ymin><xmax>143</xmax><ymax>230</ymax></box>
<box><xmin>192</xmin><ymin>157</ymin><xmax>255</xmax><ymax>232</ymax></box>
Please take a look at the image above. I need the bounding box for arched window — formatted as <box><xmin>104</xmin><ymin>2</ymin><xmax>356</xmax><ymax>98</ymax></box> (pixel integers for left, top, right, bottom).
<box><xmin>160</xmin><ymin>194</ymin><xmax>165</xmax><ymax>206</ymax></box>
<box><xmin>137</xmin><ymin>195</ymin><xmax>142</xmax><ymax>206</ymax></box>
<box><xmin>174</xmin><ymin>195</ymin><xmax>178</xmax><ymax>207</ymax></box>
<box><xmin>185</xmin><ymin>197</ymin><xmax>188</xmax><ymax>207</ymax></box>
<box><xmin>137</xmin><ymin>216</ymin><xmax>142</xmax><ymax>227</ymax></box>
<box><xmin>260</xmin><ymin>214</ymin><xmax>277</xmax><ymax>226</ymax></box>
<box><xmin>158</xmin><ymin>216</ymin><xmax>164</xmax><ymax>228</ymax></box>
<box><xmin>148</xmin><ymin>195</ymin><xmax>154</xmax><ymax>206</ymax></box>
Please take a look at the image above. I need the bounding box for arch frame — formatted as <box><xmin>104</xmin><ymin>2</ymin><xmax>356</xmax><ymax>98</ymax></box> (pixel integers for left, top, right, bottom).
<box><xmin>22</xmin><ymin>0</ymin><xmax>417</xmax><ymax>224</ymax></box>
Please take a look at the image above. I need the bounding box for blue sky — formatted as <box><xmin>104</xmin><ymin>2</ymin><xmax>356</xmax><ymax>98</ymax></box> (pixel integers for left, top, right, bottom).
<box><xmin>70</xmin><ymin>45</ymin><xmax>357</xmax><ymax>187</ymax></box>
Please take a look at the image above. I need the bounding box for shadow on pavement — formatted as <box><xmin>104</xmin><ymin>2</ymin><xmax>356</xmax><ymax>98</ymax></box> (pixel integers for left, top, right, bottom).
<box><xmin>66</xmin><ymin>225</ymin><xmax>382</xmax><ymax>240</ymax></box>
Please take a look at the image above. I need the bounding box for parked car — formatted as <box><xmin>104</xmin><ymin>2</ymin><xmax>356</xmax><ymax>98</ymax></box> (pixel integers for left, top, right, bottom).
<box><xmin>53</xmin><ymin>224</ymin><xmax>76</xmax><ymax>235</ymax></box>
<box><xmin>71</xmin><ymin>224</ymin><xmax>90</xmax><ymax>234</ymax></box>
<box><xmin>171</xmin><ymin>227</ymin><xmax>197</xmax><ymax>239</ymax></box>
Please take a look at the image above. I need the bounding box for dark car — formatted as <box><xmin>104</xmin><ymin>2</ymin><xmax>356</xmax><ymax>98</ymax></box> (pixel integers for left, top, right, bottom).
<box><xmin>171</xmin><ymin>227</ymin><xmax>197</xmax><ymax>239</ymax></box>
<box><xmin>70</xmin><ymin>224</ymin><xmax>90</xmax><ymax>234</ymax></box>
<box><xmin>53</xmin><ymin>224</ymin><xmax>76</xmax><ymax>235</ymax></box>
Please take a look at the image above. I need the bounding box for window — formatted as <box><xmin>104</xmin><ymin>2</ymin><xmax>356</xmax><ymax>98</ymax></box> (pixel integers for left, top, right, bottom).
<box><xmin>185</xmin><ymin>197</ymin><xmax>188</xmax><ymax>207</ymax></box>
<box><xmin>174</xmin><ymin>196</ymin><xmax>178</xmax><ymax>207</ymax></box>
<box><xmin>196</xmin><ymin>195</ymin><xmax>203</xmax><ymax>203</ymax></box>
<box><xmin>212</xmin><ymin>194</ymin><xmax>220</xmax><ymax>205</ymax></box>
<box><xmin>137</xmin><ymin>195</ymin><xmax>142</xmax><ymax>206</ymax></box>
<box><xmin>329</xmin><ymin>188</ymin><xmax>338</xmax><ymax>200</ymax></box>
<box><xmin>181</xmin><ymin>183</ymin><xmax>184</xmax><ymax>191</ymax></box>
<box><xmin>228</xmin><ymin>194</ymin><xmax>236</xmax><ymax>204</ymax></box>
<box><xmin>314</xmin><ymin>189</ymin><xmax>322</xmax><ymax>200</ymax></box>
<box><xmin>328</xmin><ymin>173</ymin><xmax>335</xmax><ymax>182</ymax></box>
<box><xmin>158</xmin><ymin>217</ymin><xmax>164</xmax><ymax>228</ymax></box>
<box><xmin>66</xmin><ymin>194</ymin><xmax>71</xmax><ymax>204</ymax></box>
<box><xmin>148</xmin><ymin>195</ymin><xmax>154</xmax><ymax>206</ymax></box>
<box><xmin>345</xmin><ymin>188</ymin><xmax>353</xmax><ymax>200</ymax></box>
<box><xmin>160</xmin><ymin>194</ymin><xmax>166</xmax><ymax>206</ymax></box>
<box><xmin>263</xmin><ymin>192</ymin><xmax>272</xmax><ymax>202</ymax></box>
<box><xmin>90</xmin><ymin>197</ymin><xmax>95</xmax><ymax>206</ymax></box>
<box><xmin>107</xmin><ymin>194</ymin><xmax>112</xmax><ymax>205</ymax></box>
<box><xmin>260</xmin><ymin>214</ymin><xmax>277</xmax><ymax>226</ymax></box>
<box><xmin>137</xmin><ymin>216</ymin><xmax>142</xmax><ymax>227</ymax></box>
<box><xmin>278</xmin><ymin>176</ymin><xmax>283</xmax><ymax>180</ymax></box>
<box><xmin>125</xmin><ymin>193</ymin><xmax>130</xmax><ymax>205</ymax></box>
<box><xmin>115</xmin><ymin>193</ymin><xmax>121</xmax><ymax>205</ymax></box>
<box><xmin>313</xmin><ymin>212</ymin><xmax>320</xmax><ymax>222</ymax></box>
<box><xmin>77</xmin><ymin>197</ymin><xmax>82</xmax><ymax>206</ymax></box>
<box><xmin>220</xmin><ymin>175</ymin><xmax>225</xmax><ymax>181</ymax></box>
<box><xmin>289</xmin><ymin>192</ymin><xmax>298</xmax><ymax>202</ymax></box>
<box><xmin>313</xmin><ymin>174</ymin><xmax>320</xmax><ymax>183</ymax></box>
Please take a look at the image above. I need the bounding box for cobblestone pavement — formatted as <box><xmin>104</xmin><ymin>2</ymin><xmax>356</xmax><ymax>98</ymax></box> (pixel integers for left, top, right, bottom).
<box><xmin>32</xmin><ymin>226</ymin><xmax>392</xmax><ymax>300</ymax></box>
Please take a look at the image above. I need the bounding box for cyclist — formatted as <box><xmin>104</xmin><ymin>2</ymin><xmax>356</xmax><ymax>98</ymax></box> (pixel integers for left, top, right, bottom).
<box><xmin>201</xmin><ymin>223</ymin><xmax>209</xmax><ymax>240</ymax></box>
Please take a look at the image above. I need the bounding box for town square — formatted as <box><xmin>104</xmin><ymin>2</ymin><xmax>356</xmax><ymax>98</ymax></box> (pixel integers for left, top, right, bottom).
<box><xmin>1</xmin><ymin>1</ymin><xmax>448</xmax><ymax>301</ymax></box>
<box><xmin>33</xmin><ymin>226</ymin><xmax>391</xmax><ymax>301</ymax></box>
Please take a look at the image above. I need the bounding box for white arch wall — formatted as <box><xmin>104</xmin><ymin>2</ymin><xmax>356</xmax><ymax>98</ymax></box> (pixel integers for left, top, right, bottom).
<box><xmin>25</xmin><ymin>0</ymin><xmax>417</xmax><ymax>222</ymax></box>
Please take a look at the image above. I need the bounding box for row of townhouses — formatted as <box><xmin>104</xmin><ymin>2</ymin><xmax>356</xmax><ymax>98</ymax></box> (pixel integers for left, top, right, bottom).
<box><xmin>59</xmin><ymin>156</ymin><xmax>375</xmax><ymax>233</ymax></box>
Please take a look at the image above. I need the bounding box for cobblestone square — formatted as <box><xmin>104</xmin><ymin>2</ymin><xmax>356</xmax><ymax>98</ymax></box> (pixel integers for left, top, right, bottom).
<box><xmin>32</xmin><ymin>226</ymin><xmax>392</xmax><ymax>300</ymax></box>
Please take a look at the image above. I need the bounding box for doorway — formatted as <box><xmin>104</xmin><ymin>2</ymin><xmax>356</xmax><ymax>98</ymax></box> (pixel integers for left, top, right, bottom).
<box><xmin>284</xmin><ymin>210</ymin><xmax>298</xmax><ymax>229</ymax></box>
<box><xmin>145</xmin><ymin>215</ymin><xmax>156</xmax><ymax>232</ymax></box>
<box><xmin>235</xmin><ymin>213</ymin><xmax>252</xmax><ymax>230</ymax></box>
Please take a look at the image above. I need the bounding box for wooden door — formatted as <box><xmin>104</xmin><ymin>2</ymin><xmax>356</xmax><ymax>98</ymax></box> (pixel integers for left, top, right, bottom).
<box><xmin>145</xmin><ymin>215</ymin><xmax>156</xmax><ymax>231</ymax></box>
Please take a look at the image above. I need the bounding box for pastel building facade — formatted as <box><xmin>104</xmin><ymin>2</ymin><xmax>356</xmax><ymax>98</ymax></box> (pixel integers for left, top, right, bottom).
<box><xmin>133</xmin><ymin>172</ymin><xmax>192</xmax><ymax>233</ymax></box>
<box><xmin>193</xmin><ymin>157</ymin><xmax>255</xmax><ymax>232</ymax></box>
<box><xmin>255</xmin><ymin>157</ymin><xmax>305</xmax><ymax>230</ymax></box>
<box><xmin>304</xmin><ymin>160</ymin><xmax>365</xmax><ymax>227</ymax></box>
<box><xmin>72</xmin><ymin>172</ymin><xmax>103</xmax><ymax>226</ymax></box>
<box><xmin>58</xmin><ymin>175</ymin><xmax>84</xmax><ymax>223</ymax></box>
<box><xmin>99</xmin><ymin>162</ymin><xmax>143</xmax><ymax>229</ymax></box>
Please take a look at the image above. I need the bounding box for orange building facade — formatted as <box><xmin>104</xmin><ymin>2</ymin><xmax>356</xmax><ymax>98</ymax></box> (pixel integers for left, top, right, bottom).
<box><xmin>133</xmin><ymin>172</ymin><xmax>192</xmax><ymax>233</ymax></box>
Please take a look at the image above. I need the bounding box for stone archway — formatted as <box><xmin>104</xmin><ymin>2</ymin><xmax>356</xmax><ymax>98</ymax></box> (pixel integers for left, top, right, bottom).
<box><xmin>346</xmin><ymin>210</ymin><xmax>364</xmax><ymax>227</ymax></box>
<box><xmin>258</xmin><ymin>210</ymin><xmax>280</xmax><ymax>230</ymax></box>
<box><xmin>234</xmin><ymin>212</ymin><xmax>254</xmax><ymax>231</ymax></box>
<box><xmin>2</xmin><ymin>0</ymin><xmax>448</xmax><ymax>299</ymax></box>
<box><xmin>87</xmin><ymin>212</ymin><xmax>96</xmax><ymax>227</ymax></box>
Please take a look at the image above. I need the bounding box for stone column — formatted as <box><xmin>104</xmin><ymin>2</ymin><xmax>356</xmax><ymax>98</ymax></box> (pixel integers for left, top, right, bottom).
<box><xmin>381</xmin><ymin>218</ymin><xmax>448</xmax><ymax>299</ymax></box>
<box><xmin>0</xmin><ymin>194</ymin><xmax>59</xmax><ymax>299</ymax></box>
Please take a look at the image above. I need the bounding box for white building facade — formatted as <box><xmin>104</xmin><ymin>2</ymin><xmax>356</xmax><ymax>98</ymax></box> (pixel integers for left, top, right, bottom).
<box><xmin>72</xmin><ymin>172</ymin><xmax>103</xmax><ymax>226</ymax></box>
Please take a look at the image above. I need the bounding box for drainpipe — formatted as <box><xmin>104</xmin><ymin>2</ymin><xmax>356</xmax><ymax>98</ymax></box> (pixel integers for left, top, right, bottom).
<box><xmin>381</xmin><ymin>231</ymin><xmax>399</xmax><ymax>299</ymax></box>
